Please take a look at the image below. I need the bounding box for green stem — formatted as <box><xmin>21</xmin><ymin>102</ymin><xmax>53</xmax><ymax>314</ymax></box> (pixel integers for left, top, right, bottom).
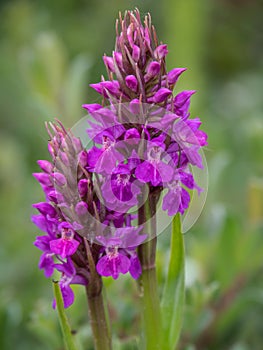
<box><xmin>86</xmin><ymin>281</ymin><xmax>112</xmax><ymax>350</ymax></box>
<box><xmin>161</xmin><ymin>214</ymin><xmax>185</xmax><ymax>350</ymax></box>
<box><xmin>138</xmin><ymin>194</ymin><xmax>162</xmax><ymax>350</ymax></box>
<box><xmin>84</xmin><ymin>238</ymin><xmax>112</xmax><ymax>350</ymax></box>
<box><xmin>53</xmin><ymin>281</ymin><xmax>78</xmax><ymax>350</ymax></box>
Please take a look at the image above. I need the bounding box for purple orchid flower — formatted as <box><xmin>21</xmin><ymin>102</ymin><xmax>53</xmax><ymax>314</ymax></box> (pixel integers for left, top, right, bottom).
<box><xmin>101</xmin><ymin>163</ymin><xmax>141</xmax><ymax>211</ymax></box>
<box><xmin>87</xmin><ymin>126</ymin><xmax>125</xmax><ymax>174</ymax></box>
<box><xmin>49</xmin><ymin>222</ymin><xmax>79</xmax><ymax>259</ymax></box>
<box><xmin>162</xmin><ymin>167</ymin><xmax>201</xmax><ymax>216</ymax></box>
<box><xmin>32</xmin><ymin>9</ymin><xmax>208</xmax><ymax>312</ymax></box>
<box><xmin>135</xmin><ymin>139</ymin><xmax>174</xmax><ymax>186</ymax></box>
<box><xmin>96</xmin><ymin>227</ymin><xmax>147</xmax><ymax>279</ymax></box>
<box><xmin>96</xmin><ymin>248</ymin><xmax>131</xmax><ymax>280</ymax></box>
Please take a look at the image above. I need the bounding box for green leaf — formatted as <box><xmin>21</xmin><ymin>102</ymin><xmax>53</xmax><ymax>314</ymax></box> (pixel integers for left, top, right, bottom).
<box><xmin>161</xmin><ymin>214</ymin><xmax>185</xmax><ymax>350</ymax></box>
<box><xmin>53</xmin><ymin>281</ymin><xmax>78</xmax><ymax>350</ymax></box>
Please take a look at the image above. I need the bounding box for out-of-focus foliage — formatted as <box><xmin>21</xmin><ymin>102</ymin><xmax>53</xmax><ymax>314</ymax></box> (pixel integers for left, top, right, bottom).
<box><xmin>0</xmin><ymin>1</ymin><xmax>262</xmax><ymax>349</ymax></box>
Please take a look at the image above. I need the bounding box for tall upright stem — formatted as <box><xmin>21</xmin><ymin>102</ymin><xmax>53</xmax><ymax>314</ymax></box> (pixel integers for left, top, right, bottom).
<box><xmin>138</xmin><ymin>193</ymin><xmax>162</xmax><ymax>350</ymax></box>
<box><xmin>86</xmin><ymin>283</ymin><xmax>112</xmax><ymax>350</ymax></box>
<box><xmin>84</xmin><ymin>239</ymin><xmax>112</xmax><ymax>350</ymax></box>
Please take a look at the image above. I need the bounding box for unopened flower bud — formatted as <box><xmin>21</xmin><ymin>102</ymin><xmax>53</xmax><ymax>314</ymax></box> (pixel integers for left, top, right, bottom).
<box><xmin>167</xmin><ymin>68</ymin><xmax>187</xmax><ymax>85</ymax></box>
<box><xmin>153</xmin><ymin>88</ymin><xmax>172</xmax><ymax>103</ymax></box>
<box><xmin>125</xmin><ymin>75</ymin><xmax>138</xmax><ymax>92</ymax></box>
<box><xmin>78</xmin><ymin>179</ymin><xmax>88</xmax><ymax>197</ymax></box>
<box><xmin>37</xmin><ymin>160</ymin><xmax>53</xmax><ymax>173</ymax></box>
<box><xmin>51</xmin><ymin>172</ymin><xmax>67</xmax><ymax>186</ymax></box>
<box><xmin>103</xmin><ymin>55</ymin><xmax>115</xmax><ymax>72</ymax></box>
<box><xmin>78</xmin><ymin>150</ymin><xmax>88</xmax><ymax>168</ymax></box>
<box><xmin>132</xmin><ymin>45</ymin><xmax>140</xmax><ymax>62</ymax></box>
<box><xmin>75</xmin><ymin>201</ymin><xmax>88</xmax><ymax>216</ymax></box>
<box><xmin>146</xmin><ymin>61</ymin><xmax>161</xmax><ymax>78</ymax></box>
<box><xmin>48</xmin><ymin>190</ymin><xmax>64</xmax><ymax>204</ymax></box>
<box><xmin>33</xmin><ymin>173</ymin><xmax>52</xmax><ymax>187</ymax></box>
<box><xmin>154</xmin><ymin>44</ymin><xmax>168</xmax><ymax>60</ymax></box>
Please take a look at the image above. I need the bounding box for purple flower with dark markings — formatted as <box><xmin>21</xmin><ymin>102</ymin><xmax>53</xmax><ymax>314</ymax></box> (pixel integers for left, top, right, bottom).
<box><xmin>96</xmin><ymin>248</ymin><xmax>130</xmax><ymax>280</ymax></box>
<box><xmin>102</xmin><ymin>164</ymin><xmax>141</xmax><ymax>210</ymax></box>
<box><xmin>96</xmin><ymin>227</ymin><xmax>147</xmax><ymax>279</ymax></box>
<box><xmin>163</xmin><ymin>183</ymin><xmax>190</xmax><ymax>216</ymax></box>
<box><xmin>87</xmin><ymin>126</ymin><xmax>125</xmax><ymax>174</ymax></box>
<box><xmin>162</xmin><ymin>167</ymin><xmax>201</xmax><ymax>216</ymax></box>
<box><xmin>135</xmin><ymin>139</ymin><xmax>174</xmax><ymax>186</ymax></box>
<box><xmin>49</xmin><ymin>222</ymin><xmax>79</xmax><ymax>259</ymax></box>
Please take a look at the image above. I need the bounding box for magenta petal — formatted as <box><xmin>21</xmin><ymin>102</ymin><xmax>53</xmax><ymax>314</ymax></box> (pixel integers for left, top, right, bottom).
<box><xmin>180</xmin><ymin>188</ymin><xmax>191</xmax><ymax>213</ymax></box>
<box><xmin>33</xmin><ymin>202</ymin><xmax>57</xmax><ymax>218</ymax></box>
<box><xmin>82</xmin><ymin>103</ymin><xmax>103</xmax><ymax>113</ymax></box>
<box><xmin>120</xmin><ymin>231</ymin><xmax>147</xmax><ymax>249</ymax></box>
<box><xmin>102</xmin><ymin>80</ymin><xmax>120</xmax><ymax>96</ymax></box>
<box><xmin>89</xmin><ymin>82</ymin><xmax>105</xmax><ymax>96</ymax></box>
<box><xmin>87</xmin><ymin>147</ymin><xmax>103</xmax><ymax>170</ymax></box>
<box><xmin>34</xmin><ymin>235</ymin><xmax>51</xmax><ymax>251</ymax></box>
<box><xmin>96</xmin><ymin>253</ymin><xmax>130</xmax><ymax>279</ymax></box>
<box><xmin>129</xmin><ymin>255</ymin><xmax>142</xmax><ymax>279</ymax></box>
<box><xmin>96</xmin><ymin>149</ymin><xmax>123</xmax><ymax>174</ymax></box>
<box><xmin>54</xmin><ymin>258</ymin><xmax>75</xmax><ymax>276</ymax></box>
<box><xmin>179</xmin><ymin>171</ymin><xmax>194</xmax><ymax>189</ymax></box>
<box><xmin>184</xmin><ymin>147</ymin><xmax>203</xmax><ymax>168</ymax></box>
<box><xmin>39</xmin><ymin>253</ymin><xmax>54</xmax><ymax>277</ymax></box>
<box><xmin>195</xmin><ymin>130</ymin><xmax>208</xmax><ymax>146</ymax></box>
<box><xmin>125</xmin><ymin>128</ymin><xmax>140</xmax><ymax>140</ymax></box>
<box><xmin>31</xmin><ymin>215</ymin><xmax>48</xmax><ymax>232</ymax></box>
<box><xmin>162</xmin><ymin>190</ymin><xmax>180</xmax><ymax>216</ymax></box>
<box><xmin>157</xmin><ymin>162</ymin><xmax>174</xmax><ymax>183</ymax></box>
<box><xmin>135</xmin><ymin>161</ymin><xmax>154</xmax><ymax>183</ymax></box>
<box><xmin>60</xmin><ymin>284</ymin><xmax>75</xmax><ymax>308</ymax></box>
<box><xmin>174</xmin><ymin>90</ymin><xmax>196</xmax><ymax>108</ymax></box>
<box><xmin>50</xmin><ymin>238</ymin><xmax>79</xmax><ymax>258</ymax></box>
<box><xmin>118</xmin><ymin>254</ymin><xmax>130</xmax><ymax>274</ymax></box>
<box><xmin>96</xmin><ymin>255</ymin><xmax>112</xmax><ymax>277</ymax></box>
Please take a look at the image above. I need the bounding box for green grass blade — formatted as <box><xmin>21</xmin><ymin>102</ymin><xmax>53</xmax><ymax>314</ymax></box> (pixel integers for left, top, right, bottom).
<box><xmin>53</xmin><ymin>281</ymin><xmax>78</xmax><ymax>350</ymax></box>
<box><xmin>161</xmin><ymin>214</ymin><xmax>185</xmax><ymax>349</ymax></box>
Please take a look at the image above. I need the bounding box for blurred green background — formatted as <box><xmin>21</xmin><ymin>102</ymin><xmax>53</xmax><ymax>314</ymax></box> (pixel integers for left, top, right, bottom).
<box><xmin>0</xmin><ymin>0</ymin><xmax>262</xmax><ymax>349</ymax></box>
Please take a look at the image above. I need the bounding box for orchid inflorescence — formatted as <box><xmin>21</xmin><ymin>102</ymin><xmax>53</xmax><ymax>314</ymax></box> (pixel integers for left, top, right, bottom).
<box><xmin>32</xmin><ymin>9</ymin><xmax>207</xmax><ymax>309</ymax></box>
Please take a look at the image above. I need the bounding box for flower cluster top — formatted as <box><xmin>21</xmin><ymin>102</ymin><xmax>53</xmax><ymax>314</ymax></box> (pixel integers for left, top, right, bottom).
<box><xmin>32</xmin><ymin>9</ymin><xmax>207</xmax><ymax>308</ymax></box>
